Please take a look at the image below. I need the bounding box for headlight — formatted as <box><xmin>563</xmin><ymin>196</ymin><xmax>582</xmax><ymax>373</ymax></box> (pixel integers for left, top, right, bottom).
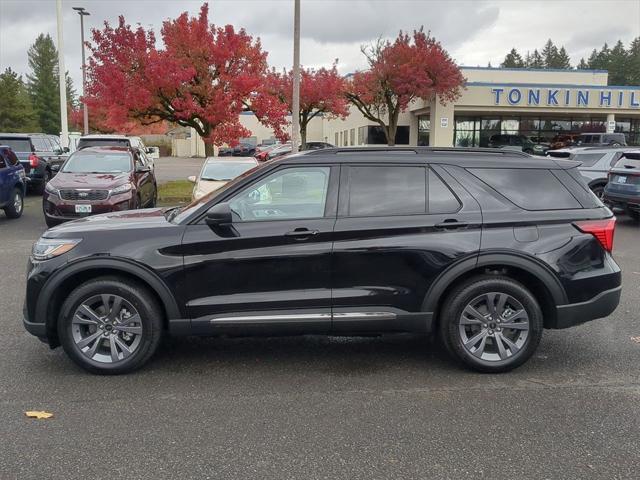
<box><xmin>45</xmin><ymin>183</ymin><xmax>59</xmax><ymax>196</ymax></box>
<box><xmin>111</xmin><ymin>183</ymin><xmax>132</xmax><ymax>195</ymax></box>
<box><xmin>32</xmin><ymin>238</ymin><xmax>81</xmax><ymax>261</ymax></box>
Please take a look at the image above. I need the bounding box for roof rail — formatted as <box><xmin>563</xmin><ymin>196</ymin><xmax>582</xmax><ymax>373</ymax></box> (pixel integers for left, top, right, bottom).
<box><xmin>304</xmin><ymin>146</ymin><xmax>531</xmax><ymax>158</ymax></box>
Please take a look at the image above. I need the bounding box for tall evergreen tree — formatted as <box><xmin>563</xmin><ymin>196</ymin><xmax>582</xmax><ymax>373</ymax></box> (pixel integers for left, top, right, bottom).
<box><xmin>555</xmin><ymin>46</ymin><xmax>572</xmax><ymax>69</ymax></box>
<box><xmin>608</xmin><ymin>40</ymin><xmax>628</xmax><ymax>85</ymax></box>
<box><xmin>501</xmin><ymin>48</ymin><xmax>525</xmax><ymax>68</ymax></box>
<box><xmin>577</xmin><ymin>57</ymin><xmax>589</xmax><ymax>69</ymax></box>
<box><xmin>628</xmin><ymin>37</ymin><xmax>640</xmax><ymax>85</ymax></box>
<box><xmin>26</xmin><ymin>34</ymin><xmax>60</xmax><ymax>134</ymax></box>
<box><xmin>0</xmin><ymin>68</ymin><xmax>39</xmax><ymax>132</ymax></box>
<box><xmin>542</xmin><ymin>39</ymin><xmax>559</xmax><ymax>68</ymax></box>
<box><xmin>528</xmin><ymin>49</ymin><xmax>545</xmax><ymax>68</ymax></box>
<box><xmin>587</xmin><ymin>48</ymin><xmax>600</xmax><ymax>68</ymax></box>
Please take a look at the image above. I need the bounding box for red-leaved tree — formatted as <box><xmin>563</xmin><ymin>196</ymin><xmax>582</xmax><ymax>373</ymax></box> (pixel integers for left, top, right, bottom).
<box><xmin>346</xmin><ymin>29</ymin><xmax>465</xmax><ymax>146</ymax></box>
<box><xmin>84</xmin><ymin>3</ymin><xmax>287</xmax><ymax>154</ymax></box>
<box><xmin>263</xmin><ymin>63</ymin><xmax>349</xmax><ymax>146</ymax></box>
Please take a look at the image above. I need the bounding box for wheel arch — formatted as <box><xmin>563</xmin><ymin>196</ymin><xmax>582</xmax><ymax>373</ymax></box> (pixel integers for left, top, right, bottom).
<box><xmin>38</xmin><ymin>257</ymin><xmax>182</xmax><ymax>347</ymax></box>
<box><xmin>423</xmin><ymin>252</ymin><xmax>567</xmax><ymax>330</ymax></box>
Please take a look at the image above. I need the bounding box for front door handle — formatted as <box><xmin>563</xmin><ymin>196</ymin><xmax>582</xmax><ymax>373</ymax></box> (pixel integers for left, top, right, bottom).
<box><xmin>435</xmin><ymin>219</ymin><xmax>469</xmax><ymax>230</ymax></box>
<box><xmin>285</xmin><ymin>228</ymin><xmax>319</xmax><ymax>239</ymax></box>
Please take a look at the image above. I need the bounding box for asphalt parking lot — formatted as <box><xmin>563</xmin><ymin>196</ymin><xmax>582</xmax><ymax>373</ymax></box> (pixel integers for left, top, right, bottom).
<box><xmin>1</xmin><ymin>163</ymin><xmax>640</xmax><ymax>479</ymax></box>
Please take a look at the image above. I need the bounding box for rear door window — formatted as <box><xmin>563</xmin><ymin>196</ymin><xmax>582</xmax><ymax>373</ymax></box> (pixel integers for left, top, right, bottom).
<box><xmin>469</xmin><ymin>168</ymin><xmax>581</xmax><ymax>210</ymax></box>
<box><xmin>32</xmin><ymin>137</ymin><xmax>50</xmax><ymax>151</ymax></box>
<box><xmin>347</xmin><ymin>166</ymin><xmax>426</xmax><ymax>216</ymax></box>
<box><xmin>0</xmin><ymin>138</ymin><xmax>31</xmax><ymax>153</ymax></box>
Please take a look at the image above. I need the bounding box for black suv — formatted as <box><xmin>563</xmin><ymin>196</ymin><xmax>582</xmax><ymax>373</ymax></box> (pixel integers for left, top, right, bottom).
<box><xmin>23</xmin><ymin>147</ymin><xmax>621</xmax><ymax>374</ymax></box>
<box><xmin>0</xmin><ymin>133</ymin><xmax>68</xmax><ymax>192</ymax></box>
<box><xmin>577</xmin><ymin>133</ymin><xmax>627</xmax><ymax>147</ymax></box>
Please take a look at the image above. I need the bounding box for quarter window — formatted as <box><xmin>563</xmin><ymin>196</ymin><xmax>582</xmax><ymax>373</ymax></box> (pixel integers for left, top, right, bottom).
<box><xmin>429</xmin><ymin>170</ymin><xmax>461</xmax><ymax>214</ymax></box>
<box><xmin>229</xmin><ymin>167</ymin><xmax>330</xmax><ymax>221</ymax></box>
<box><xmin>347</xmin><ymin>166</ymin><xmax>426</xmax><ymax>216</ymax></box>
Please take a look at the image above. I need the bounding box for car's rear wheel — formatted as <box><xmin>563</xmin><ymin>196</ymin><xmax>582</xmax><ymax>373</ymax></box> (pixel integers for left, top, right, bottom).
<box><xmin>58</xmin><ymin>277</ymin><xmax>163</xmax><ymax>374</ymax></box>
<box><xmin>439</xmin><ymin>275</ymin><xmax>543</xmax><ymax>373</ymax></box>
<box><xmin>590</xmin><ymin>184</ymin><xmax>605</xmax><ymax>200</ymax></box>
<box><xmin>4</xmin><ymin>187</ymin><xmax>24</xmax><ymax>218</ymax></box>
<box><xmin>34</xmin><ymin>170</ymin><xmax>51</xmax><ymax>195</ymax></box>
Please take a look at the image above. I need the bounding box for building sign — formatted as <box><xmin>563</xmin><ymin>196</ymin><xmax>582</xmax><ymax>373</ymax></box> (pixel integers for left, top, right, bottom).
<box><xmin>440</xmin><ymin>117</ymin><xmax>449</xmax><ymax>128</ymax></box>
<box><xmin>490</xmin><ymin>87</ymin><xmax>640</xmax><ymax>108</ymax></box>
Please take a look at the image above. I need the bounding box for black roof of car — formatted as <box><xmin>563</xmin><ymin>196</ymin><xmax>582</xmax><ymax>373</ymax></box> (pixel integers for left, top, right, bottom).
<box><xmin>282</xmin><ymin>147</ymin><xmax>580</xmax><ymax>169</ymax></box>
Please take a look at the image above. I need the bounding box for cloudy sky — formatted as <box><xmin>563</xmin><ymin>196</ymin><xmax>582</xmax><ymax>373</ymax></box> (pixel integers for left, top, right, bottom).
<box><xmin>1</xmin><ymin>0</ymin><xmax>639</xmax><ymax>93</ymax></box>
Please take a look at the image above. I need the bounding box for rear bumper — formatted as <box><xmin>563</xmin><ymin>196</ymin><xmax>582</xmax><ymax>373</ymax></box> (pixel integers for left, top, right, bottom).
<box><xmin>551</xmin><ymin>286</ymin><xmax>621</xmax><ymax>329</ymax></box>
<box><xmin>603</xmin><ymin>192</ymin><xmax>640</xmax><ymax>212</ymax></box>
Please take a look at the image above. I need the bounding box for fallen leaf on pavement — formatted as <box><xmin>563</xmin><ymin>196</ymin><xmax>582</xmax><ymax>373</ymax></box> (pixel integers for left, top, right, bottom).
<box><xmin>25</xmin><ymin>411</ymin><xmax>53</xmax><ymax>419</ymax></box>
<box><xmin>631</xmin><ymin>336</ymin><xmax>640</xmax><ymax>344</ymax></box>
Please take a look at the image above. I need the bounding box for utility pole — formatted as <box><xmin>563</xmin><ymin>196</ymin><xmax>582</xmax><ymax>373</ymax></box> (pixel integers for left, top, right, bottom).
<box><xmin>291</xmin><ymin>0</ymin><xmax>301</xmax><ymax>153</ymax></box>
<box><xmin>73</xmin><ymin>6</ymin><xmax>90</xmax><ymax>135</ymax></box>
<box><xmin>56</xmin><ymin>0</ymin><xmax>69</xmax><ymax>148</ymax></box>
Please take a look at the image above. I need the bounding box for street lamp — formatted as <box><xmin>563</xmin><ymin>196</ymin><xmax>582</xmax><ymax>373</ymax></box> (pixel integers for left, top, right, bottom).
<box><xmin>291</xmin><ymin>0</ymin><xmax>300</xmax><ymax>153</ymax></box>
<box><xmin>73</xmin><ymin>6</ymin><xmax>90</xmax><ymax>135</ymax></box>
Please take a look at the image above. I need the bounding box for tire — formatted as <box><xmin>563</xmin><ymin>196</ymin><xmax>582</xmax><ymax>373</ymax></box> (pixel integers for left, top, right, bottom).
<box><xmin>3</xmin><ymin>187</ymin><xmax>24</xmax><ymax>219</ymax></box>
<box><xmin>523</xmin><ymin>148</ymin><xmax>534</xmax><ymax>155</ymax></box>
<box><xmin>57</xmin><ymin>276</ymin><xmax>163</xmax><ymax>374</ymax></box>
<box><xmin>148</xmin><ymin>187</ymin><xmax>157</xmax><ymax>208</ymax></box>
<box><xmin>45</xmin><ymin>216</ymin><xmax>61</xmax><ymax>228</ymax></box>
<box><xmin>590</xmin><ymin>184</ymin><xmax>605</xmax><ymax>200</ymax></box>
<box><xmin>438</xmin><ymin>275</ymin><xmax>543</xmax><ymax>373</ymax></box>
<box><xmin>136</xmin><ymin>194</ymin><xmax>142</xmax><ymax>209</ymax></box>
<box><xmin>34</xmin><ymin>170</ymin><xmax>51</xmax><ymax>195</ymax></box>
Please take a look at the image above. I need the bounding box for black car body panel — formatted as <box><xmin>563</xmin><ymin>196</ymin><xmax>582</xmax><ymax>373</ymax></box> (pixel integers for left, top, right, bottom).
<box><xmin>24</xmin><ymin>147</ymin><xmax>621</xmax><ymax>353</ymax></box>
<box><xmin>0</xmin><ymin>133</ymin><xmax>67</xmax><ymax>188</ymax></box>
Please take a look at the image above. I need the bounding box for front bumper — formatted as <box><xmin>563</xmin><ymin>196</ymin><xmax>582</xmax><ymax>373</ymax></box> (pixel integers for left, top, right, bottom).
<box><xmin>43</xmin><ymin>192</ymin><xmax>134</xmax><ymax>222</ymax></box>
<box><xmin>552</xmin><ymin>286</ymin><xmax>622</xmax><ymax>329</ymax></box>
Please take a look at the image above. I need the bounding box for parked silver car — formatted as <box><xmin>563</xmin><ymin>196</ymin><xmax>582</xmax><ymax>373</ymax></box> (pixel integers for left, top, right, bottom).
<box><xmin>547</xmin><ymin>147</ymin><xmax>630</xmax><ymax>198</ymax></box>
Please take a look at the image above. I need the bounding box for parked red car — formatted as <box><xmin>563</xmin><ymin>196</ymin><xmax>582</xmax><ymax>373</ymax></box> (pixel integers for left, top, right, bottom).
<box><xmin>42</xmin><ymin>146</ymin><xmax>157</xmax><ymax>227</ymax></box>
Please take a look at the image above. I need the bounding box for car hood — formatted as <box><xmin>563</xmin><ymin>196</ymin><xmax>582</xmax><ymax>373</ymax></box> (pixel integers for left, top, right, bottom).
<box><xmin>44</xmin><ymin>208</ymin><xmax>172</xmax><ymax>237</ymax></box>
<box><xmin>49</xmin><ymin>172</ymin><xmax>131</xmax><ymax>189</ymax></box>
<box><xmin>195</xmin><ymin>179</ymin><xmax>228</xmax><ymax>197</ymax></box>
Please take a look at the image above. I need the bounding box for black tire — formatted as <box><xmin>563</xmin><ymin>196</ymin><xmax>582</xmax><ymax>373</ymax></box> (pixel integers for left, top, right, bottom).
<box><xmin>58</xmin><ymin>276</ymin><xmax>163</xmax><ymax>374</ymax></box>
<box><xmin>136</xmin><ymin>194</ymin><xmax>142</xmax><ymax>209</ymax></box>
<box><xmin>523</xmin><ymin>148</ymin><xmax>534</xmax><ymax>155</ymax></box>
<box><xmin>3</xmin><ymin>187</ymin><xmax>24</xmax><ymax>218</ymax></box>
<box><xmin>590</xmin><ymin>184</ymin><xmax>605</xmax><ymax>200</ymax></box>
<box><xmin>45</xmin><ymin>216</ymin><xmax>61</xmax><ymax>228</ymax></box>
<box><xmin>34</xmin><ymin>170</ymin><xmax>51</xmax><ymax>195</ymax></box>
<box><xmin>438</xmin><ymin>275</ymin><xmax>543</xmax><ymax>373</ymax></box>
<box><xmin>148</xmin><ymin>187</ymin><xmax>157</xmax><ymax>208</ymax></box>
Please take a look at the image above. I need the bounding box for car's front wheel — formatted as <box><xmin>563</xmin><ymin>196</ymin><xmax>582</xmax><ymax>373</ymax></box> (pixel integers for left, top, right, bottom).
<box><xmin>58</xmin><ymin>277</ymin><xmax>163</xmax><ymax>374</ymax></box>
<box><xmin>439</xmin><ymin>275</ymin><xmax>543</xmax><ymax>373</ymax></box>
<box><xmin>3</xmin><ymin>187</ymin><xmax>24</xmax><ymax>218</ymax></box>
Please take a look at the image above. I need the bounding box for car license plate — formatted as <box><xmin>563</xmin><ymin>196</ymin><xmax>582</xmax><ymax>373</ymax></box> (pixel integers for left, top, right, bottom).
<box><xmin>616</xmin><ymin>175</ymin><xmax>627</xmax><ymax>184</ymax></box>
<box><xmin>75</xmin><ymin>204</ymin><xmax>92</xmax><ymax>213</ymax></box>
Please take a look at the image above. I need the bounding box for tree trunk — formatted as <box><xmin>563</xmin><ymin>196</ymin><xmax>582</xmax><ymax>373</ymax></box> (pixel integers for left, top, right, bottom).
<box><xmin>300</xmin><ymin>126</ymin><xmax>307</xmax><ymax>149</ymax></box>
<box><xmin>386</xmin><ymin>124</ymin><xmax>397</xmax><ymax>146</ymax></box>
<box><xmin>204</xmin><ymin>142</ymin><xmax>215</xmax><ymax>157</ymax></box>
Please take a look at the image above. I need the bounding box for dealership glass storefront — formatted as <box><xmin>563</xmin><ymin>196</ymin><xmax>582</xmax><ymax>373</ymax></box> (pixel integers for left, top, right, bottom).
<box><xmin>452</xmin><ymin>116</ymin><xmax>640</xmax><ymax>147</ymax></box>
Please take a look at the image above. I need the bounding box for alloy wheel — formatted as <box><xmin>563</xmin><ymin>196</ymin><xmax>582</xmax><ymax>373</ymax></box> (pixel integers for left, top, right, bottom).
<box><xmin>14</xmin><ymin>192</ymin><xmax>22</xmax><ymax>214</ymax></box>
<box><xmin>458</xmin><ymin>292</ymin><xmax>530</xmax><ymax>362</ymax></box>
<box><xmin>71</xmin><ymin>294</ymin><xmax>143</xmax><ymax>363</ymax></box>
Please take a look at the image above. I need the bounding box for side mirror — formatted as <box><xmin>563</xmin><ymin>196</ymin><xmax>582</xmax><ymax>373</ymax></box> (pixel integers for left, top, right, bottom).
<box><xmin>51</xmin><ymin>164</ymin><xmax>61</xmax><ymax>173</ymax></box>
<box><xmin>63</xmin><ymin>146</ymin><xmax>70</xmax><ymax>153</ymax></box>
<box><xmin>205</xmin><ymin>202</ymin><xmax>232</xmax><ymax>227</ymax></box>
<box><xmin>53</xmin><ymin>147</ymin><xmax>63</xmax><ymax>155</ymax></box>
<box><xmin>146</xmin><ymin>147</ymin><xmax>153</xmax><ymax>154</ymax></box>
<box><xmin>136</xmin><ymin>164</ymin><xmax>151</xmax><ymax>173</ymax></box>
<box><xmin>188</xmin><ymin>175</ymin><xmax>197</xmax><ymax>183</ymax></box>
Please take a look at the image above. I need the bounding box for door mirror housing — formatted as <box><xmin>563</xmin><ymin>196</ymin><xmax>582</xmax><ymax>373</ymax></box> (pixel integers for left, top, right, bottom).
<box><xmin>188</xmin><ymin>175</ymin><xmax>197</xmax><ymax>183</ymax></box>
<box><xmin>51</xmin><ymin>164</ymin><xmax>61</xmax><ymax>173</ymax></box>
<box><xmin>136</xmin><ymin>164</ymin><xmax>151</xmax><ymax>173</ymax></box>
<box><xmin>205</xmin><ymin>202</ymin><xmax>233</xmax><ymax>227</ymax></box>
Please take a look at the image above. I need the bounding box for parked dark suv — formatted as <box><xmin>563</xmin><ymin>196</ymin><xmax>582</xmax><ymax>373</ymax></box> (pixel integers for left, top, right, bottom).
<box><xmin>42</xmin><ymin>146</ymin><xmax>157</xmax><ymax>227</ymax></box>
<box><xmin>0</xmin><ymin>133</ymin><xmax>68</xmax><ymax>193</ymax></box>
<box><xmin>23</xmin><ymin>147</ymin><xmax>621</xmax><ymax>374</ymax></box>
<box><xmin>603</xmin><ymin>150</ymin><xmax>640</xmax><ymax>220</ymax></box>
<box><xmin>577</xmin><ymin>132</ymin><xmax>626</xmax><ymax>147</ymax></box>
<box><xmin>0</xmin><ymin>146</ymin><xmax>26</xmax><ymax>219</ymax></box>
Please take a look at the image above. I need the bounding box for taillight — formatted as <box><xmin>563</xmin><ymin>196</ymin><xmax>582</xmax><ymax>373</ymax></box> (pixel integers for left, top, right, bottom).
<box><xmin>29</xmin><ymin>154</ymin><xmax>39</xmax><ymax>168</ymax></box>
<box><xmin>574</xmin><ymin>218</ymin><xmax>616</xmax><ymax>253</ymax></box>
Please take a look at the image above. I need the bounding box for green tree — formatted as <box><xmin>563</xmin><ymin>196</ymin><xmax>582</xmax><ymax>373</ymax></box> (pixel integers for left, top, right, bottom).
<box><xmin>555</xmin><ymin>46</ymin><xmax>572</xmax><ymax>69</ymax></box>
<box><xmin>608</xmin><ymin>40</ymin><xmax>628</xmax><ymax>85</ymax></box>
<box><xmin>501</xmin><ymin>48</ymin><xmax>525</xmax><ymax>68</ymax></box>
<box><xmin>542</xmin><ymin>39</ymin><xmax>559</xmax><ymax>68</ymax></box>
<box><xmin>577</xmin><ymin>57</ymin><xmax>589</xmax><ymax>69</ymax></box>
<box><xmin>0</xmin><ymin>68</ymin><xmax>38</xmax><ymax>132</ymax></box>
<box><xmin>628</xmin><ymin>37</ymin><xmax>640</xmax><ymax>85</ymax></box>
<box><xmin>27</xmin><ymin>33</ymin><xmax>60</xmax><ymax>134</ymax></box>
<box><xmin>527</xmin><ymin>49</ymin><xmax>544</xmax><ymax>68</ymax></box>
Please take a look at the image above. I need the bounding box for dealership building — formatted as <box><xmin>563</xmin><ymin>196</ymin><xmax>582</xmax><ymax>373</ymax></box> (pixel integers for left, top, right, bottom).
<box><xmin>176</xmin><ymin>66</ymin><xmax>640</xmax><ymax>156</ymax></box>
<box><xmin>255</xmin><ymin>66</ymin><xmax>640</xmax><ymax>147</ymax></box>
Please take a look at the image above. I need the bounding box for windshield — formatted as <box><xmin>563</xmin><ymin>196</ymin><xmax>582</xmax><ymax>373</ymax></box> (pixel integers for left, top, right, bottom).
<box><xmin>0</xmin><ymin>138</ymin><xmax>31</xmax><ymax>153</ymax></box>
<box><xmin>78</xmin><ymin>138</ymin><xmax>130</xmax><ymax>149</ymax></box>
<box><xmin>201</xmin><ymin>162</ymin><xmax>256</xmax><ymax>181</ymax></box>
<box><xmin>169</xmin><ymin>162</ymin><xmax>263</xmax><ymax>223</ymax></box>
<box><xmin>62</xmin><ymin>152</ymin><xmax>132</xmax><ymax>173</ymax></box>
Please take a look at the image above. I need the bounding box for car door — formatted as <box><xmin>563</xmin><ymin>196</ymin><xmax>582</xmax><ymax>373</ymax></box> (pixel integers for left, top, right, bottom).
<box><xmin>331</xmin><ymin>163</ymin><xmax>482</xmax><ymax>333</ymax></box>
<box><xmin>179</xmin><ymin>164</ymin><xmax>339</xmax><ymax>334</ymax></box>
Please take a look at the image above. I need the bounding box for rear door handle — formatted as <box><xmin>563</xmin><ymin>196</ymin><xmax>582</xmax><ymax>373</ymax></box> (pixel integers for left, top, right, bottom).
<box><xmin>285</xmin><ymin>228</ymin><xmax>319</xmax><ymax>239</ymax></box>
<box><xmin>435</xmin><ymin>220</ymin><xmax>469</xmax><ymax>230</ymax></box>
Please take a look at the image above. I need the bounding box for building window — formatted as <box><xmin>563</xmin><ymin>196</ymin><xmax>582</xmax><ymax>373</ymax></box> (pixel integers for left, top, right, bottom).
<box><xmin>362</xmin><ymin>125</ymin><xmax>410</xmax><ymax>145</ymax></box>
<box><xmin>358</xmin><ymin>126</ymin><xmax>366</xmax><ymax>145</ymax></box>
<box><xmin>335</xmin><ymin>132</ymin><xmax>339</xmax><ymax>146</ymax></box>
<box><xmin>350</xmin><ymin>128</ymin><xmax>355</xmax><ymax>146</ymax></box>
<box><xmin>418</xmin><ymin>116</ymin><xmax>430</xmax><ymax>146</ymax></box>
<box><xmin>339</xmin><ymin>131</ymin><xmax>343</xmax><ymax>146</ymax></box>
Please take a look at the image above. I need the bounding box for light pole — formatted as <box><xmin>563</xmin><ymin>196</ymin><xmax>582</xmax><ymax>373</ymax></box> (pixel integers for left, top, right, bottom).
<box><xmin>56</xmin><ymin>0</ymin><xmax>68</xmax><ymax>148</ymax></box>
<box><xmin>73</xmin><ymin>6</ymin><xmax>90</xmax><ymax>135</ymax></box>
<box><xmin>291</xmin><ymin>0</ymin><xmax>300</xmax><ymax>153</ymax></box>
